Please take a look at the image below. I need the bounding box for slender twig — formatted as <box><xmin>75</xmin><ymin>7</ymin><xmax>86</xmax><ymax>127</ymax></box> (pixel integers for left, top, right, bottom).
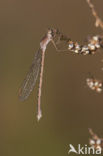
<box><xmin>89</xmin><ymin>128</ymin><xmax>99</xmax><ymax>140</ymax></box>
<box><xmin>86</xmin><ymin>0</ymin><xmax>103</xmax><ymax>29</ymax></box>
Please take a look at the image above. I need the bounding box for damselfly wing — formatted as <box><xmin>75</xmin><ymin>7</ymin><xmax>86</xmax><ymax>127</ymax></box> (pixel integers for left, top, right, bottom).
<box><xmin>19</xmin><ymin>49</ymin><xmax>42</xmax><ymax>101</ymax></box>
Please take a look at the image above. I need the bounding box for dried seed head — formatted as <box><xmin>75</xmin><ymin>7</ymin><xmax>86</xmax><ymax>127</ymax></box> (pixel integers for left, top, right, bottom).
<box><xmin>89</xmin><ymin>129</ymin><xmax>103</xmax><ymax>150</ymax></box>
<box><xmin>93</xmin><ymin>36</ymin><xmax>99</xmax><ymax>41</ymax></box>
<box><xmin>86</xmin><ymin>77</ymin><xmax>103</xmax><ymax>93</ymax></box>
<box><xmin>88</xmin><ymin>43</ymin><xmax>96</xmax><ymax>50</ymax></box>
<box><xmin>81</xmin><ymin>46</ymin><xmax>90</xmax><ymax>55</ymax></box>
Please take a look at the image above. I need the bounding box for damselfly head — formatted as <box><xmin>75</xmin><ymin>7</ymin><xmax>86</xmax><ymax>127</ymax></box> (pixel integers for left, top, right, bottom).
<box><xmin>47</xmin><ymin>28</ymin><xmax>60</xmax><ymax>38</ymax></box>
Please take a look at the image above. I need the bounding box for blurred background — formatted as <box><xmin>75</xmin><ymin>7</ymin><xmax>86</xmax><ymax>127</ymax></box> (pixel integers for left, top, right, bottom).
<box><xmin>1</xmin><ymin>0</ymin><xmax>103</xmax><ymax>155</ymax></box>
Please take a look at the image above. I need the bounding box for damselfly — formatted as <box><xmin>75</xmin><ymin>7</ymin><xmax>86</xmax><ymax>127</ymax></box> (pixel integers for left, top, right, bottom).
<box><xmin>19</xmin><ymin>29</ymin><xmax>67</xmax><ymax>120</ymax></box>
<box><xmin>19</xmin><ymin>28</ymin><xmax>103</xmax><ymax>121</ymax></box>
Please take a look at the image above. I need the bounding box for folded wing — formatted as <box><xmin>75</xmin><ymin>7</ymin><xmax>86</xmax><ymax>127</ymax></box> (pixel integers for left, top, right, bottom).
<box><xmin>19</xmin><ymin>49</ymin><xmax>42</xmax><ymax>101</ymax></box>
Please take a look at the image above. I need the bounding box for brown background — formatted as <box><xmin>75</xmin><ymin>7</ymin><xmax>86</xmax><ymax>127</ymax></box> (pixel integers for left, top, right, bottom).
<box><xmin>1</xmin><ymin>0</ymin><xmax>103</xmax><ymax>156</ymax></box>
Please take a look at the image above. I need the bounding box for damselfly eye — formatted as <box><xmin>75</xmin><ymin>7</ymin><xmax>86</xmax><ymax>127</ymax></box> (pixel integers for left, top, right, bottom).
<box><xmin>47</xmin><ymin>28</ymin><xmax>57</xmax><ymax>38</ymax></box>
<box><xmin>47</xmin><ymin>29</ymin><xmax>52</xmax><ymax>35</ymax></box>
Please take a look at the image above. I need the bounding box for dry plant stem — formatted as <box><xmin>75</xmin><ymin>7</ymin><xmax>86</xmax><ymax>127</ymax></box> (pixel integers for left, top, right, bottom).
<box><xmin>37</xmin><ymin>50</ymin><xmax>45</xmax><ymax>121</ymax></box>
<box><xmin>89</xmin><ymin>128</ymin><xmax>99</xmax><ymax>140</ymax></box>
<box><xmin>86</xmin><ymin>0</ymin><xmax>103</xmax><ymax>30</ymax></box>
